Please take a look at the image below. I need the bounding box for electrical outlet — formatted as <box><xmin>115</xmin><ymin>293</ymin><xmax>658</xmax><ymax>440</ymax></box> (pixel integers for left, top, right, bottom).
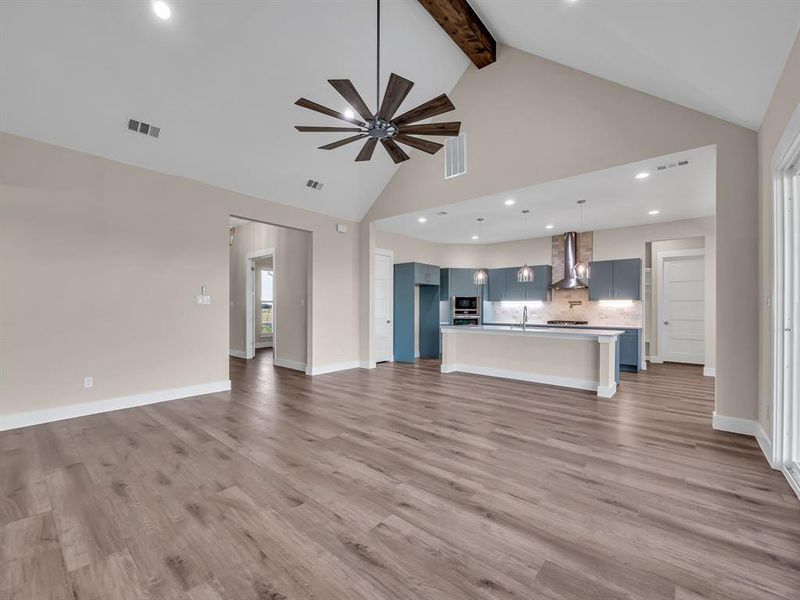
<box><xmin>84</xmin><ymin>377</ymin><xmax>93</xmax><ymax>388</ymax></box>
<box><xmin>197</xmin><ymin>295</ymin><xmax>211</xmax><ymax>305</ymax></box>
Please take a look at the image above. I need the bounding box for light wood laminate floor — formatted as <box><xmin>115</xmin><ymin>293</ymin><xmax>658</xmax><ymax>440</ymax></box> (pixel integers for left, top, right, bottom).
<box><xmin>1</xmin><ymin>356</ymin><xmax>798</xmax><ymax>599</ymax></box>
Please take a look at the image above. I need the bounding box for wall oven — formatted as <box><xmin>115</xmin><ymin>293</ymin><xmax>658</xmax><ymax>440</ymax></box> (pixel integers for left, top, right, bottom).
<box><xmin>451</xmin><ymin>296</ymin><xmax>480</xmax><ymax>325</ymax></box>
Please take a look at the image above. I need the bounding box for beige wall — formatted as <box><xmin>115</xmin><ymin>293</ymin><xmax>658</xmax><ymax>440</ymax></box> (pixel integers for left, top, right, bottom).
<box><xmin>0</xmin><ymin>133</ymin><xmax>357</xmax><ymax>417</ymax></box>
<box><xmin>758</xmin><ymin>33</ymin><xmax>800</xmax><ymax>434</ymax></box>
<box><xmin>365</xmin><ymin>44</ymin><xmax>753</xmax><ymax>421</ymax></box>
<box><xmin>229</xmin><ymin>221</ymin><xmax>310</xmax><ymax>367</ymax></box>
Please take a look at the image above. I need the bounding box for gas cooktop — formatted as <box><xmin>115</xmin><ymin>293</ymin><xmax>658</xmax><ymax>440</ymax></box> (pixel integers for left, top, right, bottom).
<box><xmin>547</xmin><ymin>320</ymin><xmax>589</xmax><ymax>325</ymax></box>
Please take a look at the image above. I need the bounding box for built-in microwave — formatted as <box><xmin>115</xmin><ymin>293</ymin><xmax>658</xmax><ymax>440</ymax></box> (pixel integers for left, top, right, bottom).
<box><xmin>452</xmin><ymin>296</ymin><xmax>479</xmax><ymax>311</ymax></box>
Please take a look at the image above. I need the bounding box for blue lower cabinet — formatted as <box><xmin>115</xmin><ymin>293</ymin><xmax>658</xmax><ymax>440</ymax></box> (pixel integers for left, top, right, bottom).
<box><xmin>619</xmin><ymin>329</ymin><xmax>641</xmax><ymax>372</ymax></box>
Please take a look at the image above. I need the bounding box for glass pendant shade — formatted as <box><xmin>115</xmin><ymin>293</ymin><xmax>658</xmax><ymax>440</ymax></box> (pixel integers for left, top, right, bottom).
<box><xmin>473</xmin><ymin>268</ymin><xmax>488</xmax><ymax>285</ymax></box>
<box><xmin>572</xmin><ymin>260</ymin><xmax>590</xmax><ymax>280</ymax></box>
<box><xmin>517</xmin><ymin>263</ymin><xmax>534</xmax><ymax>283</ymax></box>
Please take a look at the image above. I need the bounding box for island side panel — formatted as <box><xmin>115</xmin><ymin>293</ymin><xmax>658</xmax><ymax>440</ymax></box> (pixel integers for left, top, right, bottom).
<box><xmin>439</xmin><ymin>330</ymin><xmax>599</xmax><ymax>391</ymax></box>
<box><xmin>597</xmin><ymin>337</ymin><xmax>618</xmax><ymax>398</ymax></box>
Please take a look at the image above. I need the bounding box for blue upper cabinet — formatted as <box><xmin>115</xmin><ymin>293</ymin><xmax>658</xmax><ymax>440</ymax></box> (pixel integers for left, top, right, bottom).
<box><xmin>588</xmin><ymin>258</ymin><xmax>641</xmax><ymax>301</ymax></box>
<box><xmin>442</xmin><ymin>268</ymin><xmax>483</xmax><ymax>299</ymax></box>
<box><xmin>414</xmin><ymin>263</ymin><xmax>440</xmax><ymax>286</ymax></box>
<box><xmin>486</xmin><ymin>265</ymin><xmax>553</xmax><ymax>301</ymax></box>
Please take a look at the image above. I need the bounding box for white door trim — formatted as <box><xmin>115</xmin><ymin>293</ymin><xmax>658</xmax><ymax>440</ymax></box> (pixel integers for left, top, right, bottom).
<box><xmin>245</xmin><ymin>247</ymin><xmax>275</xmax><ymax>360</ymax></box>
<box><xmin>771</xmin><ymin>103</ymin><xmax>800</xmax><ymax>487</ymax></box>
<box><xmin>374</xmin><ymin>248</ymin><xmax>394</xmax><ymax>364</ymax></box>
<box><xmin>656</xmin><ymin>248</ymin><xmax>706</xmax><ymax>365</ymax></box>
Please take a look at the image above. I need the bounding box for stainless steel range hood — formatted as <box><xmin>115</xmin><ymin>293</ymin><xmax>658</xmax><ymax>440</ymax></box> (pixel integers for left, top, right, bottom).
<box><xmin>551</xmin><ymin>231</ymin><xmax>589</xmax><ymax>290</ymax></box>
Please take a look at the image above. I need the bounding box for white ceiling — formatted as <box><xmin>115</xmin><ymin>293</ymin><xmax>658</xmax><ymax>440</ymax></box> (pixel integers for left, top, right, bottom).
<box><xmin>474</xmin><ymin>0</ymin><xmax>800</xmax><ymax>130</ymax></box>
<box><xmin>1</xmin><ymin>2</ymin><xmax>796</xmax><ymax>224</ymax></box>
<box><xmin>375</xmin><ymin>145</ymin><xmax>716</xmax><ymax>244</ymax></box>
<box><xmin>0</xmin><ymin>0</ymin><xmax>468</xmax><ymax>221</ymax></box>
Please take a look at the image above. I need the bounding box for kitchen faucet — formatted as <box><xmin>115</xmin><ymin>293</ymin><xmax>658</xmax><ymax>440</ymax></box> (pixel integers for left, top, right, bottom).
<box><xmin>522</xmin><ymin>305</ymin><xmax>528</xmax><ymax>331</ymax></box>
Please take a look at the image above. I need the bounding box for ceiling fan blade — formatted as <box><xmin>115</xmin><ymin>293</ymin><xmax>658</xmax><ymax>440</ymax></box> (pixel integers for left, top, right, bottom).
<box><xmin>318</xmin><ymin>134</ymin><xmax>367</xmax><ymax>150</ymax></box>
<box><xmin>381</xmin><ymin>138</ymin><xmax>410</xmax><ymax>164</ymax></box>
<box><xmin>392</xmin><ymin>94</ymin><xmax>455</xmax><ymax>126</ymax></box>
<box><xmin>399</xmin><ymin>121</ymin><xmax>461</xmax><ymax>136</ymax></box>
<box><xmin>295</xmin><ymin>98</ymin><xmax>365</xmax><ymax>126</ymax></box>
<box><xmin>295</xmin><ymin>126</ymin><xmax>364</xmax><ymax>132</ymax></box>
<box><xmin>395</xmin><ymin>134</ymin><xmax>444</xmax><ymax>155</ymax></box>
<box><xmin>378</xmin><ymin>73</ymin><xmax>414</xmax><ymax>121</ymax></box>
<box><xmin>355</xmin><ymin>138</ymin><xmax>378</xmax><ymax>162</ymax></box>
<box><xmin>328</xmin><ymin>80</ymin><xmax>375</xmax><ymax>121</ymax></box>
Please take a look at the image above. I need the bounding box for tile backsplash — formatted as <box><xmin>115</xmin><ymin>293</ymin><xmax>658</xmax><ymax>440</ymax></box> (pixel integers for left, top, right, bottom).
<box><xmin>485</xmin><ymin>288</ymin><xmax>643</xmax><ymax>327</ymax></box>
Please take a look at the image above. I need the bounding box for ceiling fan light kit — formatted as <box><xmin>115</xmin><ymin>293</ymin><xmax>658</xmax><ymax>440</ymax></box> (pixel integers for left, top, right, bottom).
<box><xmin>294</xmin><ymin>0</ymin><xmax>461</xmax><ymax>164</ymax></box>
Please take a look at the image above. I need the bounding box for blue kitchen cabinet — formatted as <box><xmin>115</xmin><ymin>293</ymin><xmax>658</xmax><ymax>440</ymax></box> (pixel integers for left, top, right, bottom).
<box><xmin>619</xmin><ymin>329</ymin><xmax>641</xmax><ymax>371</ymax></box>
<box><xmin>588</xmin><ymin>258</ymin><xmax>641</xmax><ymax>301</ymax></box>
<box><xmin>439</xmin><ymin>269</ymin><xmax>450</xmax><ymax>301</ymax></box>
<box><xmin>414</xmin><ymin>263</ymin><xmax>440</xmax><ymax>286</ymax></box>
<box><xmin>394</xmin><ymin>262</ymin><xmax>441</xmax><ymax>363</ymax></box>
<box><xmin>442</xmin><ymin>268</ymin><xmax>483</xmax><ymax>299</ymax></box>
<box><xmin>487</xmin><ymin>268</ymin><xmax>507</xmax><ymax>301</ymax></box>
<box><xmin>487</xmin><ymin>265</ymin><xmax>553</xmax><ymax>301</ymax></box>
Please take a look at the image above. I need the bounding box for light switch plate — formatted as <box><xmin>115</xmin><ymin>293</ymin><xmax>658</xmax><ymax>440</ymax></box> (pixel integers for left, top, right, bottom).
<box><xmin>84</xmin><ymin>377</ymin><xmax>93</xmax><ymax>388</ymax></box>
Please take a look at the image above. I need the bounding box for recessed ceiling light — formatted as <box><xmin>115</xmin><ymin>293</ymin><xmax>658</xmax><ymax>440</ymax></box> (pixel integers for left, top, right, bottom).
<box><xmin>545</xmin><ymin>224</ymin><xmax>554</xmax><ymax>230</ymax></box>
<box><xmin>648</xmin><ymin>209</ymin><xmax>660</xmax><ymax>215</ymax></box>
<box><xmin>153</xmin><ymin>1</ymin><xmax>171</xmax><ymax>19</ymax></box>
<box><xmin>472</xmin><ymin>235</ymin><xmax>479</xmax><ymax>240</ymax></box>
<box><xmin>504</xmin><ymin>199</ymin><xmax>515</xmax><ymax>206</ymax></box>
<box><xmin>635</xmin><ymin>172</ymin><xmax>650</xmax><ymax>180</ymax></box>
<box><xmin>344</xmin><ymin>109</ymin><xmax>355</xmax><ymax>119</ymax></box>
<box><xmin>418</xmin><ymin>216</ymin><xmax>427</xmax><ymax>223</ymax></box>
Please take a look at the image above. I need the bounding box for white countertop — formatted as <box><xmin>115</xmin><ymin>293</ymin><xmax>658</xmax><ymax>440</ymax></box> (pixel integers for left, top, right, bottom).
<box><xmin>441</xmin><ymin>325</ymin><xmax>624</xmax><ymax>340</ymax></box>
<box><xmin>484</xmin><ymin>322</ymin><xmax>642</xmax><ymax>330</ymax></box>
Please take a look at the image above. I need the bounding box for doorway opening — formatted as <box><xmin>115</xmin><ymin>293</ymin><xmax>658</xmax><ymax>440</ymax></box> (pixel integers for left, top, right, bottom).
<box><xmin>229</xmin><ymin>216</ymin><xmax>311</xmax><ymax>372</ymax></box>
<box><xmin>771</xmin><ymin>107</ymin><xmax>800</xmax><ymax>497</ymax></box>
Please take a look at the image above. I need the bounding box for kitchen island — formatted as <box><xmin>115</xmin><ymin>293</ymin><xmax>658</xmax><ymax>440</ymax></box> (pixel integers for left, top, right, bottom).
<box><xmin>440</xmin><ymin>325</ymin><xmax>624</xmax><ymax>398</ymax></box>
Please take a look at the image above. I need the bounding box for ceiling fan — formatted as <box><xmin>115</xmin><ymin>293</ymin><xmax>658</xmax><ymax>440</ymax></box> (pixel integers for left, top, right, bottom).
<box><xmin>294</xmin><ymin>0</ymin><xmax>460</xmax><ymax>164</ymax></box>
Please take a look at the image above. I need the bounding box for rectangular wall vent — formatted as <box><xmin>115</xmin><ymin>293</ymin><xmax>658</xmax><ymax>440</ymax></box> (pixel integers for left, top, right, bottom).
<box><xmin>444</xmin><ymin>132</ymin><xmax>467</xmax><ymax>179</ymax></box>
<box><xmin>655</xmin><ymin>158</ymin><xmax>689</xmax><ymax>171</ymax></box>
<box><xmin>126</xmin><ymin>117</ymin><xmax>160</xmax><ymax>139</ymax></box>
<box><xmin>306</xmin><ymin>179</ymin><xmax>324</xmax><ymax>191</ymax></box>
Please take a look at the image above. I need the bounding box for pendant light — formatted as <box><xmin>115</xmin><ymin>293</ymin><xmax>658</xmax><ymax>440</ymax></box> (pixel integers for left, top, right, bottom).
<box><xmin>473</xmin><ymin>218</ymin><xmax>488</xmax><ymax>285</ymax></box>
<box><xmin>572</xmin><ymin>200</ymin><xmax>591</xmax><ymax>280</ymax></box>
<box><xmin>517</xmin><ymin>209</ymin><xmax>535</xmax><ymax>283</ymax></box>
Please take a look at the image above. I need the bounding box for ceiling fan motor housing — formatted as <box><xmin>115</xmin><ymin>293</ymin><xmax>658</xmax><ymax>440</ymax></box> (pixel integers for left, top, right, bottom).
<box><xmin>368</xmin><ymin>119</ymin><xmax>397</xmax><ymax>139</ymax></box>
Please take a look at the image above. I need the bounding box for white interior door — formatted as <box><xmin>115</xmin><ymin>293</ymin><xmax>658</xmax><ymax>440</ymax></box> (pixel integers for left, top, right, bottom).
<box><xmin>374</xmin><ymin>251</ymin><xmax>393</xmax><ymax>363</ymax></box>
<box><xmin>662</xmin><ymin>256</ymin><xmax>705</xmax><ymax>364</ymax></box>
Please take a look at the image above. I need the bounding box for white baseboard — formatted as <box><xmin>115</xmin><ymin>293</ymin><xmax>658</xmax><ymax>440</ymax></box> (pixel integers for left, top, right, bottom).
<box><xmin>414</xmin><ymin>351</ymin><xmax>420</xmax><ymax>358</ymax></box>
<box><xmin>273</xmin><ymin>357</ymin><xmax>306</xmax><ymax>372</ymax></box>
<box><xmin>359</xmin><ymin>360</ymin><xmax>377</xmax><ymax>369</ymax></box>
<box><xmin>649</xmin><ymin>356</ymin><xmax>663</xmax><ymax>364</ymax></box>
<box><xmin>440</xmin><ymin>363</ymin><xmax>597</xmax><ymax>393</ymax></box>
<box><xmin>229</xmin><ymin>349</ymin><xmax>248</xmax><ymax>359</ymax></box>
<box><xmin>756</xmin><ymin>427</ymin><xmax>778</xmax><ymax>469</ymax></box>
<box><xmin>305</xmin><ymin>361</ymin><xmax>361</xmax><ymax>376</ymax></box>
<box><xmin>711</xmin><ymin>411</ymin><xmax>760</xmax><ymax>436</ymax></box>
<box><xmin>783</xmin><ymin>465</ymin><xmax>800</xmax><ymax>499</ymax></box>
<box><xmin>1</xmin><ymin>380</ymin><xmax>232</xmax><ymax>431</ymax></box>
<box><xmin>254</xmin><ymin>341</ymin><xmax>273</xmax><ymax>349</ymax></box>
<box><xmin>597</xmin><ymin>383</ymin><xmax>617</xmax><ymax>398</ymax></box>
<box><xmin>703</xmin><ymin>366</ymin><xmax>716</xmax><ymax>377</ymax></box>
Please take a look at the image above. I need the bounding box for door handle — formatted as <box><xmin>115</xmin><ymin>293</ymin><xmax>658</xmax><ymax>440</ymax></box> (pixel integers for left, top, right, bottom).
<box><xmin>664</xmin><ymin>321</ymin><xmax>669</xmax><ymax>325</ymax></box>
<box><xmin>387</xmin><ymin>320</ymin><xmax>391</xmax><ymax>324</ymax></box>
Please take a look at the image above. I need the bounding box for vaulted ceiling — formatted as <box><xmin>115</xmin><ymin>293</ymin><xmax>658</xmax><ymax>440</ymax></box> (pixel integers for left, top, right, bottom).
<box><xmin>2</xmin><ymin>1</ymin><xmax>798</xmax><ymax>221</ymax></box>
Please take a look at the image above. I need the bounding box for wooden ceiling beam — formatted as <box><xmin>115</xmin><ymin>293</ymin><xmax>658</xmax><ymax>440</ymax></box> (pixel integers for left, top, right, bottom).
<box><xmin>418</xmin><ymin>0</ymin><xmax>496</xmax><ymax>69</ymax></box>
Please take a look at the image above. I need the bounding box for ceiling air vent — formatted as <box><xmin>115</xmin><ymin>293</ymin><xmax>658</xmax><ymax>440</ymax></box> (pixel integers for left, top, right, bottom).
<box><xmin>306</xmin><ymin>179</ymin><xmax>324</xmax><ymax>191</ymax></box>
<box><xmin>126</xmin><ymin>117</ymin><xmax>160</xmax><ymax>139</ymax></box>
<box><xmin>444</xmin><ymin>132</ymin><xmax>466</xmax><ymax>179</ymax></box>
<box><xmin>655</xmin><ymin>158</ymin><xmax>689</xmax><ymax>171</ymax></box>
